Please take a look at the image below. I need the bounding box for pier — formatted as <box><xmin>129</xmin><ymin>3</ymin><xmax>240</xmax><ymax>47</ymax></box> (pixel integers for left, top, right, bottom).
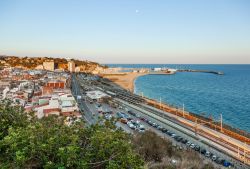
<box><xmin>178</xmin><ymin>69</ymin><xmax>224</xmax><ymax>75</ymax></box>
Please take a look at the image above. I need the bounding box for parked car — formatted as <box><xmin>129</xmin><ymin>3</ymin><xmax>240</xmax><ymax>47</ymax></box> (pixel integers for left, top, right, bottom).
<box><xmin>194</xmin><ymin>145</ymin><xmax>200</xmax><ymax>151</ymax></box>
<box><xmin>205</xmin><ymin>151</ymin><xmax>211</xmax><ymax>158</ymax></box>
<box><xmin>175</xmin><ymin>137</ymin><xmax>183</xmax><ymax>142</ymax></box>
<box><xmin>152</xmin><ymin>123</ymin><xmax>157</xmax><ymax>127</ymax></box>
<box><xmin>211</xmin><ymin>154</ymin><xmax>217</xmax><ymax>161</ymax></box>
<box><xmin>170</xmin><ymin>133</ymin><xmax>176</xmax><ymax>138</ymax></box>
<box><xmin>148</xmin><ymin>121</ymin><xmax>153</xmax><ymax>125</ymax></box>
<box><xmin>222</xmin><ymin>160</ymin><xmax>231</xmax><ymax>167</ymax></box>
<box><xmin>181</xmin><ymin>139</ymin><xmax>188</xmax><ymax>144</ymax></box>
<box><xmin>201</xmin><ymin>149</ymin><xmax>206</xmax><ymax>154</ymax></box>
<box><xmin>120</xmin><ymin>118</ymin><xmax>128</xmax><ymax>124</ymax></box>
<box><xmin>117</xmin><ymin>112</ymin><xmax>125</xmax><ymax>118</ymax></box>
<box><xmin>127</xmin><ymin>121</ymin><xmax>136</xmax><ymax>129</ymax></box>
<box><xmin>190</xmin><ymin>143</ymin><xmax>195</xmax><ymax>149</ymax></box>
<box><xmin>186</xmin><ymin>141</ymin><xmax>191</xmax><ymax>146</ymax></box>
<box><xmin>166</xmin><ymin>131</ymin><xmax>172</xmax><ymax>136</ymax></box>
<box><xmin>157</xmin><ymin>125</ymin><xmax>163</xmax><ymax>130</ymax></box>
<box><xmin>127</xmin><ymin>110</ymin><xmax>136</xmax><ymax>116</ymax></box>
<box><xmin>136</xmin><ymin>124</ymin><xmax>145</xmax><ymax>133</ymax></box>
<box><xmin>161</xmin><ymin>128</ymin><xmax>168</xmax><ymax>132</ymax></box>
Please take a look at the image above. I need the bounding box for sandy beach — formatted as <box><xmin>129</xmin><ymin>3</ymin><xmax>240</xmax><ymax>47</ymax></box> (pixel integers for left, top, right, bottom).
<box><xmin>100</xmin><ymin>72</ymin><xmax>147</xmax><ymax>92</ymax></box>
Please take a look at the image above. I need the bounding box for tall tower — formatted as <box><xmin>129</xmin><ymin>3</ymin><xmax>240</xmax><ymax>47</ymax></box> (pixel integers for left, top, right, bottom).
<box><xmin>68</xmin><ymin>61</ymin><xmax>75</xmax><ymax>72</ymax></box>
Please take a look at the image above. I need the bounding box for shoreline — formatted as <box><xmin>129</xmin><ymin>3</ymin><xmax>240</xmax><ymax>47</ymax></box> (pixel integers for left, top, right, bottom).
<box><xmin>100</xmin><ymin>71</ymin><xmax>250</xmax><ymax>142</ymax></box>
<box><xmin>100</xmin><ymin>72</ymin><xmax>147</xmax><ymax>92</ymax></box>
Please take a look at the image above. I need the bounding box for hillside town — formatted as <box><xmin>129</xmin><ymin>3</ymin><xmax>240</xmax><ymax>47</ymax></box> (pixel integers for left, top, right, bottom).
<box><xmin>0</xmin><ymin>56</ymin><xmax>104</xmax><ymax>122</ymax></box>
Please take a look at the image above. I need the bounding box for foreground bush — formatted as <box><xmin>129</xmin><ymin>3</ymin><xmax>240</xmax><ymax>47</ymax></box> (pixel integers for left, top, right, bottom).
<box><xmin>133</xmin><ymin>130</ymin><xmax>173</xmax><ymax>162</ymax></box>
<box><xmin>0</xmin><ymin>102</ymin><xmax>144</xmax><ymax>169</ymax></box>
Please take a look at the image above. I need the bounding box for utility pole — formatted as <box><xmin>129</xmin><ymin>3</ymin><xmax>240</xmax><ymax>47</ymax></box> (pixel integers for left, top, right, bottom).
<box><xmin>160</xmin><ymin>97</ymin><xmax>162</xmax><ymax>109</ymax></box>
<box><xmin>244</xmin><ymin>142</ymin><xmax>246</xmax><ymax>164</ymax></box>
<box><xmin>238</xmin><ymin>146</ymin><xmax>240</xmax><ymax>157</ymax></box>
<box><xmin>195</xmin><ymin>118</ymin><xmax>198</xmax><ymax>135</ymax></box>
<box><xmin>182</xmin><ymin>103</ymin><xmax>185</xmax><ymax>117</ymax></box>
<box><xmin>220</xmin><ymin>113</ymin><xmax>223</xmax><ymax>132</ymax></box>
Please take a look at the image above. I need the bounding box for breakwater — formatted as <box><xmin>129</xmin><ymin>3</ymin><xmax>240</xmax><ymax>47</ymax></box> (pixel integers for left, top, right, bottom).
<box><xmin>178</xmin><ymin>69</ymin><xmax>224</xmax><ymax>75</ymax></box>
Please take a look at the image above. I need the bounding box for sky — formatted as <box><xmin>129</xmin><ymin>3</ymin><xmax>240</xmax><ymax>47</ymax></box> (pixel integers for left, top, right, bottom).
<box><xmin>0</xmin><ymin>0</ymin><xmax>250</xmax><ymax>64</ymax></box>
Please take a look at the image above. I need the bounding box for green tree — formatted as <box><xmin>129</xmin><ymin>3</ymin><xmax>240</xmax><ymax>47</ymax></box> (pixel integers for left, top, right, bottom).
<box><xmin>0</xmin><ymin>102</ymin><xmax>144</xmax><ymax>169</ymax></box>
<box><xmin>0</xmin><ymin>100</ymin><xmax>29</xmax><ymax>140</ymax></box>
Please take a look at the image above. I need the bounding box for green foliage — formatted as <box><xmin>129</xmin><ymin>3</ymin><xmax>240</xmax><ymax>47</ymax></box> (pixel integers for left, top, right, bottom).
<box><xmin>0</xmin><ymin>102</ymin><xmax>144</xmax><ymax>169</ymax></box>
<box><xmin>0</xmin><ymin>100</ymin><xmax>29</xmax><ymax>140</ymax></box>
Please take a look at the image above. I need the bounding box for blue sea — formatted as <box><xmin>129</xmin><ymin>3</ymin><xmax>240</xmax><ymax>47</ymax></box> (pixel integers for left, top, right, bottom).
<box><xmin>108</xmin><ymin>64</ymin><xmax>250</xmax><ymax>132</ymax></box>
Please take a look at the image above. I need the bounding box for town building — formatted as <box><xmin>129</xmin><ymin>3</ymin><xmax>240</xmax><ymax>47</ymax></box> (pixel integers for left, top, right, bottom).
<box><xmin>43</xmin><ymin>60</ymin><xmax>54</xmax><ymax>71</ymax></box>
<box><xmin>86</xmin><ymin>90</ymin><xmax>110</xmax><ymax>101</ymax></box>
<box><xmin>68</xmin><ymin>61</ymin><xmax>75</xmax><ymax>72</ymax></box>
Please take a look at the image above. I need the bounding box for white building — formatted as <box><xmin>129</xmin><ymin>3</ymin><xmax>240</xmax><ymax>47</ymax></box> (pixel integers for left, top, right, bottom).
<box><xmin>68</xmin><ymin>61</ymin><xmax>75</xmax><ymax>72</ymax></box>
<box><xmin>86</xmin><ymin>90</ymin><xmax>110</xmax><ymax>101</ymax></box>
<box><xmin>43</xmin><ymin>61</ymin><xmax>54</xmax><ymax>71</ymax></box>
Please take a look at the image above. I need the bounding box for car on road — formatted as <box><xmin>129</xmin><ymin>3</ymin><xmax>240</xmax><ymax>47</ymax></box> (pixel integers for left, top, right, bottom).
<box><xmin>157</xmin><ymin>125</ymin><xmax>163</xmax><ymax>130</ymax></box>
<box><xmin>194</xmin><ymin>145</ymin><xmax>200</xmax><ymax>151</ymax></box>
<box><xmin>190</xmin><ymin>143</ymin><xmax>195</xmax><ymax>149</ymax></box>
<box><xmin>201</xmin><ymin>149</ymin><xmax>206</xmax><ymax>155</ymax></box>
<box><xmin>170</xmin><ymin>133</ymin><xmax>176</xmax><ymax>138</ymax></box>
<box><xmin>186</xmin><ymin>141</ymin><xmax>191</xmax><ymax>146</ymax></box>
<box><xmin>211</xmin><ymin>154</ymin><xmax>217</xmax><ymax>161</ymax></box>
<box><xmin>181</xmin><ymin>139</ymin><xmax>188</xmax><ymax>144</ymax></box>
<box><xmin>175</xmin><ymin>136</ymin><xmax>183</xmax><ymax>142</ymax></box>
<box><xmin>205</xmin><ymin>151</ymin><xmax>211</xmax><ymax>158</ymax></box>
<box><xmin>120</xmin><ymin>118</ymin><xmax>128</xmax><ymax>124</ymax></box>
<box><xmin>166</xmin><ymin>131</ymin><xmax>173</xmax><ymax>136</ymax></box>
<box><xmin>127</xmin><ymin>110</ymin><xmax>136</xmax><ymax>116</ymax></box>
<box><xmin>161</xmin><ymin>128</ymin><xmax>168</xmax><ymax>133</ymax></box>
<box><xmin>222</xmin><ymin>160</ymin><xmax>232</xmax><ymax>167</ymax></box>
<box><xmin>127</xmin><ymin>121</ymin><xmax>136</xmax><ymax>130</ymax></box>
<box><xmin>136</xmin><ymin>124</ymin><xmax>146</xmax><ymax>133</ymax></box>
<box><xmin>117</xmin><ymin>112</ymin><xmax>125</xmax><ymax>118</ymax></box>
<box><xmin>147</xmin><ymin>121</ymin><xmax>153</xmax><ymax>125</ymax></box>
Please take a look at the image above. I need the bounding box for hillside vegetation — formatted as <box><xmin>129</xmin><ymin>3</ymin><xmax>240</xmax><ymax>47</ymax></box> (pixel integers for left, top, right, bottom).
<box><xmin>0</xmin><ymin>56</ymin><xmax>103</xmax><ymax>71</ymax></box>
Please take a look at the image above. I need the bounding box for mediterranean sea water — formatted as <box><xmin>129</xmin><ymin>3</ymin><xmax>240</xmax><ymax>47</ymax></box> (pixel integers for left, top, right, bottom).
<box><xmin>108</xmin><ymin>64</ymin><xmax>250</xmax><ymax>132</ymax></box>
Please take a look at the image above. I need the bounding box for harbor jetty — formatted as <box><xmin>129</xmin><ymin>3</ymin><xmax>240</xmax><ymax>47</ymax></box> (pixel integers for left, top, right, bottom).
<box><xmin>178</xmin><ymin>69</ymin><xmax>224</xmax><ymax>75</ymax></box>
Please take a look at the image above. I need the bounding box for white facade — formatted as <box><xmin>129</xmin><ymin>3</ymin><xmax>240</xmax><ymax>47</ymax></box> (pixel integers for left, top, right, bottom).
<box><xmin>43</xmin><ymin>61</ymin><xmax>54</xmax><ymax>71</ymax></box>
<box><xmin>86</xmin><ymin>90</ymin><xmax>110</xmax><ymax>100</ymax></box>
<box><xmin>68</xmin><ymin>61</ymin><xmax>75</xmax><ymax>72</ymax></box>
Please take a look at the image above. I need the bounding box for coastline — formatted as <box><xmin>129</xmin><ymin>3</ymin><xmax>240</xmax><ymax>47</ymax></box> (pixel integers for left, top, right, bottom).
<box><xmin>100</xmin><ymin>71</ymin><xmax>250</xmax><ymax>142</ymax></box>
<box><xmin>100</xmin><ymin>72</ymin><xmax>147</xmax><ymax>92</ymax></box>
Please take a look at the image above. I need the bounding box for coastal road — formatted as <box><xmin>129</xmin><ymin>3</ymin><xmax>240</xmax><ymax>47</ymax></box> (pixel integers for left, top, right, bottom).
<box><xmin>116</xmin><ymin>98</ymin><xmax>249</xmax><ymax>168</ymax></box>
